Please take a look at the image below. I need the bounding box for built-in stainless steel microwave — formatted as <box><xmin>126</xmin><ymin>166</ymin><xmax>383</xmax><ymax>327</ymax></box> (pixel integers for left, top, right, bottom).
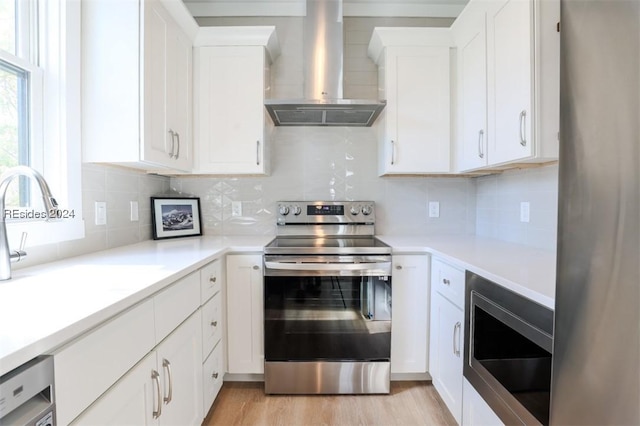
<box><xmin>464</xmin><ymin>272</ymin><xmax>554</xmax><ymax>425</ymax></box>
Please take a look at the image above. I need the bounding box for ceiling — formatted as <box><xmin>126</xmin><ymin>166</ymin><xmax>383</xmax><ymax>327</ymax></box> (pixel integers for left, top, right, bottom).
<box><xmin>182</xmin><ymin>0</ymin><xmax>469</xmax><ymax>18</ymax></box>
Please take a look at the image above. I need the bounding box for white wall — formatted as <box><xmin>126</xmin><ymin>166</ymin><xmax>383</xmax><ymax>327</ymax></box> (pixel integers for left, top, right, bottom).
<box><xmin>476</xmin><ymin>164</ymin><xmax>558</xmax><ymax>251</ymax></box>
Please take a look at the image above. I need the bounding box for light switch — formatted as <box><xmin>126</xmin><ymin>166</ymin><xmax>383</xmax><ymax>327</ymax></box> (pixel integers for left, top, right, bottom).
<box><xmin>95</xmin><ymin>201</ymin><xmax>107</xmax><ymax>225</ymax></box>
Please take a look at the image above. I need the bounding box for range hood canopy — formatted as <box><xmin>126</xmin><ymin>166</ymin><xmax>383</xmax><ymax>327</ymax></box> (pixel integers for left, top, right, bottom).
<box><xmin>264</xmin><ymin>0</ymin><xmax>386</xmax><ymax>127</ymax></box>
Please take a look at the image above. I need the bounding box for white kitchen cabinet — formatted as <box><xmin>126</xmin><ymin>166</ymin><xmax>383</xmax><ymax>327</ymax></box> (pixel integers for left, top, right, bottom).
<box><xmin>368</xmin><ymin>28</ymin><xmax>453</xmax><ymax>175</ymax></box>
<box><xmin>199</xmin><ymin>258</ymin><xmax>226</xmax><ymax>413</ymax></box>
<box><xmin>390</xmin><ymin>254</ymin><xmax>430</xmax><ymax>374</ymax></box>
<box><xmin>193</xmin><ymin>44</ymin><xmax>273</xmax><ymax>175</ymax></box>
<box><xmin>462</xmin><ymin>378</ymin><xmax>505</xmax><ymax>426</ymax></box>
<box><xmin>71</xmin><ymin>312</ymin><xmax>203</xmax><ymax>425</ymax></box>
<box><xmin>485</xmin><ymin>0</ymin><xmax>559</xmax><ymax>166</ymax></box>
<box><xmin>226</xmin><ymin>254</ymin><xmax>264</xmax><ymax>374</ymax></box>
<box><xmin>82</xmin><ymin>0</ymin><xmax>195</xmax><ymax>172</ymax></box>
<box><xmin>70</xmin><ymin>353</ymin><xmax>157</xmax><ymax>426</ymax></box>
<box><xmin>452</xmin><ymin>2</ymin><xmax>489</xmax><ymax>172</ymax></box>
<box><xmin>429</xmin><ymin>257</ymin><xmax>465</xmax><ymax>424</ymax></box>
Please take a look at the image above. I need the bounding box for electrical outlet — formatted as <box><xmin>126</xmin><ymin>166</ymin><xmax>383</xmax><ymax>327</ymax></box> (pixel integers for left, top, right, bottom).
<box><xmin>130</xmin><ymin>201</ymin><xmax>139</xmax><ymax>221</ymax></box>
<box><xmin>231</xmin><ymin>201</ymin><xmax>242</xmax><ymax>217</ymax></box>
<box><xmin>520</xmin><ymin>201</ymin><xmax>530</xmax><ymax>223</ymax></box>
<box><xmin>95</xmin><ymin>201</ymin><xmax>107</xmax><ymax>225</ymax></box>
<box><xmin>428</xmin><ymin>201</ymin><xmax>440</xmax><ymax>218</ymax></box>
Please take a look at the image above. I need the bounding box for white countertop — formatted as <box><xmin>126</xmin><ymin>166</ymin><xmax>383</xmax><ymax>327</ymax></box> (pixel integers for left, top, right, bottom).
<box><xmin>377</xmin><ymin>235</ymin><xmax>556</xmax><ymax>309</ymax></box>
<box><xmin>0</xmin><ymin>235</ymin><xmax>272</xmax><ymax>376</ymax></box>
<box><xmin>0</xmin><ymin>233</ymin><xmax>555</xmax><ymax>377</ymax></box>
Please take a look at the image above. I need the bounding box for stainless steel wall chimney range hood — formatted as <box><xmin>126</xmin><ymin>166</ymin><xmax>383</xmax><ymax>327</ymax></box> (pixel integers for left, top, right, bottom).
<box><xmin>264</xmin><ymin>0</ymin><xmax>386</xmax><ymax>127</ymax></box>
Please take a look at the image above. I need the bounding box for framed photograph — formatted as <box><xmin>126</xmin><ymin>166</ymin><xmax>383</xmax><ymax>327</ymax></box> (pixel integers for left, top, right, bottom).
<box><xmin>151</xmin><ymin>197</ymin><xmax>202</xmax><ymax>240</ymax></box>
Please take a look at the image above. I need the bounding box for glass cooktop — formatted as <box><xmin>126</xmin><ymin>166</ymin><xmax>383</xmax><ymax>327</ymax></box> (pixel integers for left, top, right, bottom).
<box><xmin>264</xmin><ymin>236</ymin><xmax>391</xmax><ymax>255</ymax></box>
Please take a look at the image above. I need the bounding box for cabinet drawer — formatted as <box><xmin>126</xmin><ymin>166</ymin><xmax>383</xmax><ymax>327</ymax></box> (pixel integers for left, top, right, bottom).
<box><xmin>432</xmin><ymin>257</ymin><xmax>465</xmax><ymax>308</ymax></box>
<box><xmin>54</xmin><ymin>299</ymin><xmax>155</xmax><ymax>426</ymax></box>
<box><xmin>154</xmin><ymin>271</ymin><xmax>200</xmax><ymax>344</ymax></box>
<box><xmin>202</xmin><ymin>342</ymin><xmax>224</xmax><ymax>414</ymax></box>
<box><xmin>200</xmin><ymin>259</ymin><xmax>222</xmax><ymax>304</ymax></box>
<box><xmin>201</xmin><ymin>292</ymin><xmax>223</xmax><ymax>359</ymax></box>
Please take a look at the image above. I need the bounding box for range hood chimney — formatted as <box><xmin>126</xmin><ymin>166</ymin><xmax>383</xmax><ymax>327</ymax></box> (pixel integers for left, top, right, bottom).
<box><xmin>264</xmin><ymin>0</ymin><xmax>386</xmax><ymax>127</ymax></box>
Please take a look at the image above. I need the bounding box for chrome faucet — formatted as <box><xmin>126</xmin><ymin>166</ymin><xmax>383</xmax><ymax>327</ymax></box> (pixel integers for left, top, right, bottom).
<box><xmin>0</xmin><ymin>166</ymin><xmax>59</xmax><ymax>280</ymax></box>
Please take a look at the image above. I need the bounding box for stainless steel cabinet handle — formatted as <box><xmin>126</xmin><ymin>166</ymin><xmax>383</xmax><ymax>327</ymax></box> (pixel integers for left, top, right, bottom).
<box><xmin>175</xmin><ymin>132</ymin><xmax>181</xmax><ymax>159</ymax></box>
<box><xmin>478</xmin><ymin>129</ymin><xmax>485</xmax><ymax>159</ymax></box>
<box><xmin>256</xmin><ymin>140</ymin><xmax>260</xmax><ymax>166</ymax></box>
<box><xmin>212</xmin><ymin>372</ymin><xmax>219</xmax><ymax>379</ymax></box>
<box><xmin>519</xmin><ymin>110</ymin><xmax>527</xmax><ymax>147</ymax></box>
<box><xmin>252</xmin><ymin>265</ymin><xmax>259</xmax><ymax>270</ymax></box>
<box><xmin>209</xmin><ymin>276</ymin><xmax>217</xmax><ymax>283</ymax></box>
<box><xmin>390</xmin><ymin>140</ymin><xmax>396</xmax><ymax>165</ymax></box>
<box><xmin>162</xmin><ymin>358</ymin><xmax>173</xmax><ymax>404</ymax></box>
<box><xmin>442</xmin><ymin>278</ymin><xmax>450</xmax><ymax>286</ymax></box>
<box><xmin>152</xmin><ymin>369</ymin><xmax>162</xmax><ymax>419</ymax></box>
<box><xmin>168</xmin><ymin>130</ymin><xmax>176</xmax><ymax>158</ymax></box>
<box><xmin>453</xmin><ymin>322</ymin><xmax>462</xmax><ymax>357</ymax></box>
<box><xmin>210</xmin><ymin>320</ymin><xmax>218</xmax><ymax>327</ymax></box>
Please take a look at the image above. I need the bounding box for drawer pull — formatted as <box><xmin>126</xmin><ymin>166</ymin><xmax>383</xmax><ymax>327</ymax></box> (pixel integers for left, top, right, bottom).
<box><xmin>442</xmin><ymin>278</ymin><xmax>451</xmax><ymax>286</ymax></box>
<box><xmin>252</xmin><ymin>265</ymin><xmax>259</xmax><ymax>270</ymax></box>
<box><xmin>162</xmin><ymin>358</ymin><xmax>173</xmax><ymax>404</ymax></box>
<box><xmin>212</xmin><ymin>372</ymin><xmax>219</xmax><ymax>379</ymax></box>
<box><xmin>209</xmin><ymin>276</ymin><xmax>217</xmax><ymax>283</ymax></box>
<box><xmin>395</xmin><ymin>265</ymin><xmax>402</xmax><ymax>270</ymax></box>
<box><xmin>210</xmin><ymin>320</ymin><xmax>218</xmax><ymax>327</ymax></box>
<box><xmin>152</xmin><ymin>369</ymin><xmax>162</xmax><ymax>419</ymax></box>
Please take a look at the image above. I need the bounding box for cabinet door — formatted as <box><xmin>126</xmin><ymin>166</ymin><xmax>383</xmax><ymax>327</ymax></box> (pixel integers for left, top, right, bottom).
<box><xmin>167</xmin><ymin>24</ymin><xmax>193</xmax><ymax>171</ymax></box>
<box><xmin>456</xmin><ymin>9</ymin><xmax>489</xmax><ymax>171</ymax></box>
<box><xmin>195</xmin><ymin>46</ymin><xmax>267</xmax><ymax>174</ymax></box>
<box><xmin>70</xmin><ymin>353</ymin><xmax>156</xmax><ymax>426</ymax></box>
<box><xmin>143</xmin><ymin>0</ymin><xmax>172</xmax><ymax>166</ymax></box>
<box><xmin>487</xmin><ymin>0</ymin><xmax>533</xmax><ymax>165</ymax></box>
<box><xmin>429</xmin><ymin>292</ymin><xmax>464</xmax><ymax>424</ymax></box>
<box><xmin>226</xmin><ymin>254</ymin><xmax>264</xmax><ymax>374</ymax></box>
<box><xmin>156</xmin><ymin>311</ymin><xmax>204</xmax><ymax>425</ymax></box>
<box><xmin>390</xmin><ymin>254</ymin><xmax>430</xmax><ymax>373</ymax></box>
<box><xmin>462</xmin><ymin>378</ymin><xmax>505</xmax><ymax>426</ymax></box>
<box><xmin>379</xmin><ymin>46</ymin><xmax>450</xmax><ymax>175</ymax></box>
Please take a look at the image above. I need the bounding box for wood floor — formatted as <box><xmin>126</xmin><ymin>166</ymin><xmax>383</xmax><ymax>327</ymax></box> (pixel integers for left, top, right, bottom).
<box><xmin>202</xmin><ymin>381</ymin><xmax>457</xmax><ymax>426</ymax></box>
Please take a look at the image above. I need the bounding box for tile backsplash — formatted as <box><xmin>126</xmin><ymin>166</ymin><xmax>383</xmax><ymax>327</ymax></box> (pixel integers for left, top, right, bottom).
<box><xmin>171</xmin><ymin>126</ymin><xmax>477</xmax><ymax>237</ymax></box>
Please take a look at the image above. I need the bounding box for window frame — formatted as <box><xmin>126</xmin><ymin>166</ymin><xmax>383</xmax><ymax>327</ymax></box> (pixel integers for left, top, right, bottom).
<box><xmin>3</xmin><ymin>0</ymin><xmax>84</xmax><ymax>248</ymax></box>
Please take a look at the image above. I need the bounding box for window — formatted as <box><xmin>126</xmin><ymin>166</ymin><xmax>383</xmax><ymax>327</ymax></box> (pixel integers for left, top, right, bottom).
<box><xmin>0</xmin><ymin>0</ymin><xmax>83</xmax><ymax>247</ymax></box>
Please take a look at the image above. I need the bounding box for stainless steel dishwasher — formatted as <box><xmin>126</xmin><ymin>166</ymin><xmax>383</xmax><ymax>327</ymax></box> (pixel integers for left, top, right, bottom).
<box><xmin>0</xmin><ymin>356</ymin><xmax>55</xmax><ymax>426</ymax></box>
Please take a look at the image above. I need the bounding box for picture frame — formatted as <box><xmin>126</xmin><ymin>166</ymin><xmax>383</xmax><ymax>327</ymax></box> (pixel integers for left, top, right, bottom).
<box><xmin>151</xmin><ymin>197</ymin><xmax>203</xmax><ymax>240</ymax></box>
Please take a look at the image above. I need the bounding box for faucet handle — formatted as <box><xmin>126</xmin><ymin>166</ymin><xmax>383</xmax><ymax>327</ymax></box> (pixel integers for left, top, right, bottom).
<box><xmin>19</xmin><ymin>232</ymin><xmax>27</xmax><ymax>251</ymax></box>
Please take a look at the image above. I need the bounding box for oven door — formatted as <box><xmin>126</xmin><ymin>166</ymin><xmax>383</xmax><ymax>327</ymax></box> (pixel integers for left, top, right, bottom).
<box><xmin>464</xmin><ymin>272</ymin><xmax>554</xmax><ymax>425</ymax></box>
<box><xmin>263</xmin><ymin>255</ymin><xmax>392</xmax><ymax>393</ymax></box>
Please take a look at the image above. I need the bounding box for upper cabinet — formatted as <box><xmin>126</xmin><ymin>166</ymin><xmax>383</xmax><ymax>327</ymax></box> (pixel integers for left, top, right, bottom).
<box><xmin>82</xmin><ymin>0</ymin><xmax>197</xmax><ymax>172</ymax></box>
<box><xmin>453</xmin><ymin>0</ymin><xmax>560</xmax><ymax>172</ymax></box>
<box><xmin>452</xmin><ymin>2</ymin><xmax>488</xmax><ymax>172</ymax></box>
<box><xmin>192</xmin><ymin>27</ymin><xmax>280</xmax><ymax>175</ymax></box>
<box><xmin>368</xmin><ymin>28</ymin><xmax>453</xmax><ymax>176</ymax></box>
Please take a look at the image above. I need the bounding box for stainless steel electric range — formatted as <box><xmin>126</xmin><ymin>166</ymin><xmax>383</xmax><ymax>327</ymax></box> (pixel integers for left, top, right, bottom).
<box><xmin>263</xmin><ymin>201</ymin><xmax>392</xmax><ymax>394</ymax></box>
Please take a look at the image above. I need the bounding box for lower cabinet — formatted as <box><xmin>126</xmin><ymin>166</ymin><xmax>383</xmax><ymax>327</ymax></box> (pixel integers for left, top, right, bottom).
<box><xmin>390</xmin><ymin>254</ymin><xmax>430</xmax><ymax>374</ymax></box>
<box><xmin>71</xmin><ymin>311</ymin><xmax>203</xmax><ymax>425</ymax></box>
<box><xmin>226</xmin><ymin>254</ymin><xmax>264</xmax><ymax>374</ymax></box>
<box><xmin>462</xmin><ymin>378</ymin><xmax>505</xmax><ymax>426</ymax></box>
<box><xmin>429</xmin><ymin>257</ymin><xmax>465</xmax><ymax>424</ymax></box>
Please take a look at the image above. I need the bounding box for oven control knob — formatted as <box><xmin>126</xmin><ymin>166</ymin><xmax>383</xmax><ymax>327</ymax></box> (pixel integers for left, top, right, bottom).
<box><xmin>350</xmin><ymin>206</ymin><xmax>361</xmax><ymax>215</ymax></box>
<box><xmin>279</xmin><ymin>205</ymin><xmax>290</xmax><ymax>215</ymax></box>
<box><xmin>292</xmin><ymin>205</ymin><xmax>302</xmax><ymax>215</ymax></box>
<box><xmin>361</xmin><ymin>205</ymin><xmax>373</xmax><ymax>216</ymax></box>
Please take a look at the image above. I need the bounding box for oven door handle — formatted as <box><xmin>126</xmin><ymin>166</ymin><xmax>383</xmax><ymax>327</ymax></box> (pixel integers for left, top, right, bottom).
<box><xmin>264</xmin><ymin>261</ymin><xmax>391</xmax><ymax>272</ymax></box>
